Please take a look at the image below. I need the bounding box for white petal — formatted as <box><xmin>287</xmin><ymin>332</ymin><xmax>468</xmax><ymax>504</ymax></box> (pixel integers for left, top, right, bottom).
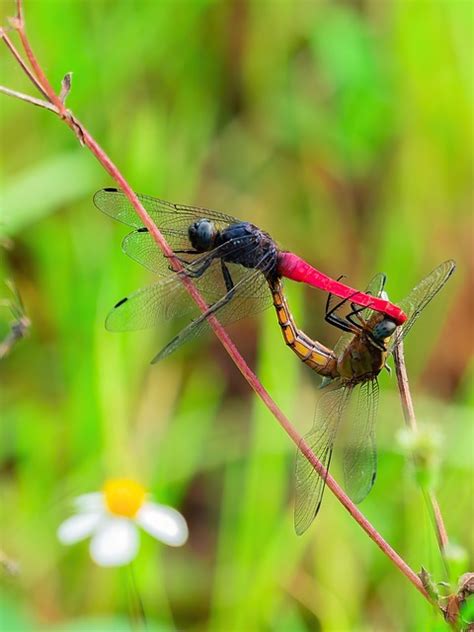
<box><xmin>136</xmin><ymin>502</ymin><xmax>188</xmax><ymax>547</ymax></box>
<box><xmin>89</xmin><ymin>518</ymin><xmax>139</xmax><ymax>567</ymax></box>
<box><xmin>57</xmin><ymin>512</ymin><xmax>101</xmax><ymax>545</ymax></box>
<box><xmin>73</xmin><ymin>492</ymin><xmax>104</xmax><ymax>512</ymax></box>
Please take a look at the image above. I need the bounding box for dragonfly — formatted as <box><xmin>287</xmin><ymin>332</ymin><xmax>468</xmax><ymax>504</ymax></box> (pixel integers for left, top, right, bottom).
<box><xmin>94</xmin><ymin>188</ymin><xmax>406</xmax><ymax>363</ymax></box>
<box><xmin>269</xmin><ymin>260</ymin><xmax>455</xmax><ymax>534</ymax></box>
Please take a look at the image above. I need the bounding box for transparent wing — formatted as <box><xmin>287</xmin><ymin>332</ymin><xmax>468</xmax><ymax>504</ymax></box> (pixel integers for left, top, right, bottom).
<box><xmin>121</xmin><ymin>227</ymin><xmax>262</xmax><ymax>276</ymax></box>
<box><xmin>94</xmin><ymin>188</ymin><xmax>241</xmax><ymax>230</ymax></box>
<box><xmin>152</xmin><ymin>258</ymin><xmax>274</xmax><ymax>362</ymax></box>
<box><xmin>294</xmin><ymin>382</ymin><xmax>352</xmax><ymax>535</ymax></box>
<box><xmin>121</xmin><ymin>229</ymin><xmax>186</xmax><ymax>275</ymax></box>
<box><xmin>106</xmin><ymin>277</ymin><xmax>203</xmax><ymax>332</ymax></box>
<box><xmin>332</xmin><ymin>273</ymin><xmax>387</xmax><ymax>357</ymax></box>
<box><xmin>95</xmin><ymin>188</ymin><xmax>268</xmax><ymax>278</ymax></box>
<box><xmin>342</xmin><ymin>379</ymin><xmax>379</xmax><ymax>504</ymax></box>
<box><xmin>106</xmin><ymin>254</ymin><xmax>273</xmax><ymax>333</ymax></box>
<box><xmin>388</xmin><ymin>260</ymin><xmax>456</xmax><ymax>354</ymax></box>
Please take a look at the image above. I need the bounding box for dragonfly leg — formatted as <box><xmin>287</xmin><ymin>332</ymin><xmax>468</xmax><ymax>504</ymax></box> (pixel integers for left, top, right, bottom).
<box><xmin>165</xmin><ymin>250</ymin><xmax>199</xmax><ymax>266</ymax></box>
<box><xmin>220</xmin><ymin>260</ymin><xmax>235</xmax><ymax>294</ymax></box>
<box><xmin>219</xmin><ymin>260</ymin><xmax>238</xmax><ymax>305</ymax></box>
<box><xmin>326</xmin><ymin>313</ymin><xmax>355</xmax><ymax>333</ymax></box>
<box><xmin>172</xmin><ymin>256</ymin><xmax>213</xmax><ymax>279</ymax></box>
<box><xmin>347</xmin><ymin>292</ymin><xmax>387</xmax><ymax>351</ymax></box>
<box><xmin>168</xmin><ymin>257</ymin><xmax>192</xmax><ymax>268</ymax></box>
<box><xmin>325</xmin><ymin>292</ymin><xmax>358</xmax><ymax>334</ymax></box>
<box><xmin>188</xmin><ymin>257</ymin><xmax>213</xmax><ymax>278</ymax></box>
<box><xmin>346</xmin><ymin>303</ymin><xmax>367</xmax><ymax>329</ymax></box>
<box><xmin>180</xmin><ymin>260</ymin><xmax>235</xmax><ymax>319</ymax></box>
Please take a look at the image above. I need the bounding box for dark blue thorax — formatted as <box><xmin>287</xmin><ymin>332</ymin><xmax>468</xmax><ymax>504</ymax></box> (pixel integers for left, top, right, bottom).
<box><xmin>216</xmin><ymin>222</ymin><xmax>278</xmax><ymax>274</ymax></box>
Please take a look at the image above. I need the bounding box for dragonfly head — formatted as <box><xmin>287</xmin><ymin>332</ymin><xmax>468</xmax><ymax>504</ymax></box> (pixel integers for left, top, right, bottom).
<box><xmin>372</xmin><ymin>317</ymin><xmax>397</xmax><ymax>342</ymax></box>
<box><xmin>188</xmin><ymin>219</ymin><xmax>218</xmax><ymax>252</ymax></box>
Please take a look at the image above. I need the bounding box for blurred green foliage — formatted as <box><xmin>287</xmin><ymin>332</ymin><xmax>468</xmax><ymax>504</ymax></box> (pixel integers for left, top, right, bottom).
<box><xmin>0</xmin><ymin>0</ymin><xmax>472</xmax><ymax>630</ymax></box>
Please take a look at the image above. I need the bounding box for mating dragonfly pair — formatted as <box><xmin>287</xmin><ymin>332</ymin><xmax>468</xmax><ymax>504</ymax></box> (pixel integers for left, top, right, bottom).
<box><xmin>94</xmin><ymin>188</ymin><xmax>455</xmax><ymax>535</ymax></box>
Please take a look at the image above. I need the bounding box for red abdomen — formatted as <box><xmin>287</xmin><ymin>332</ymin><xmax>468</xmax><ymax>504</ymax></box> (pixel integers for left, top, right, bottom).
<box><xmin>277</xmin><ymin>252</ymin><xmax>407</xmax><ymax>325</ymax></box>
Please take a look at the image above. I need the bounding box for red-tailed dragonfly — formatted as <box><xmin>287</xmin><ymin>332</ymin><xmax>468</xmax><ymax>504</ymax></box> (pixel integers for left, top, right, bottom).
<box><xmin>94</xmin><ymin>188</ymin><xmax>406</xmax><ymax>362</ymax></box>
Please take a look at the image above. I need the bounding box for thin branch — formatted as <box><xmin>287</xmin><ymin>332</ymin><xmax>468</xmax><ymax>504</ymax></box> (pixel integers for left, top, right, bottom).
<box><xmin>0</xmin><ymin>0</ymin><xmax>432</xmax><ymax>602</ymax></box>
<box><xmin>0</xmin><ymin>84</ymin><xmax>58</xmax><ymax>112</ymax></box>
<box><xmin>394</xmin><ymin>342</ymin><xmax>417</xmax><ymax>431</ymax></box>
<box><xmin>0</xmin><ymin>28</ymin><xmax>48</xmax><ymax>98</ymax></box>
<box><xmin>15</xmin><ymin>0</ymin><xmax>23</xmax><ymax>25</ymax></box>
<box><xmin>428</xmin><ymin>492</ymin><xmax>449</xmax><ymax>550</ymax></box>
<box><xmin>11</xmin><ymin>19</ymin><xmax>66</xmax><ymax>114</ymax></box>
<box><xmin>393</xmin><ymin>342</ymin><xmax>450</xmax><ymax>556</ymax></box>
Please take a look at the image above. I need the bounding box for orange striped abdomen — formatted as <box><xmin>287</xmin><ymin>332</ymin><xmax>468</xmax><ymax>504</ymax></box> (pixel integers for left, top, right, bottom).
<box><xmin>270</xmin><ymin>279</ymin><xmax>338</xmax><ymax>378</ymax></box>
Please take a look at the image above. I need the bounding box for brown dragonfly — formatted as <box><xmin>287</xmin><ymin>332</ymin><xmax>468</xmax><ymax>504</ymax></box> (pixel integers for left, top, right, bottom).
<box><xmin>269</xmin><ymin>260</ymin><xmax>456</xmax><ymax>534</ymax></box>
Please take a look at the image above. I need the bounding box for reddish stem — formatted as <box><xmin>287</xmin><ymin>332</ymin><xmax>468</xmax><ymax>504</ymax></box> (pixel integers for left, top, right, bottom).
<box><xmin>0</xmin><ymin>84</ymin><xmax>58</xmax><ymax>111</ymax></box>
<box><xmin>0</xmin><ymin>3</ymin><xmax>431</xmax><ymax>601</ymax></box>
<box><xmin>429</xmin><ymin>492</ymin><xmax>449</xmax><ymax>551</ymax></box>
<box><xmin>1</xmin><ymin>29</ymin><xmax>47</xmax><ymax>98</ymax></box>
<box><xmin>13</xmin><ymin>16</ymin><xmax>66</xmax><ymax>114</ymax></box>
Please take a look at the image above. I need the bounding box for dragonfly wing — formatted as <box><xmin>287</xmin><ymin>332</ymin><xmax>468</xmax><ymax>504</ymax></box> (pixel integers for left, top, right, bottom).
<box><xmin>94</xmin><ymin>188</ymin><xmax>241</xmax><ymax>230</ymax></box>
<box><xmin>152</xmin><ymin>257</ymin><xmax>274</xmax><ymax>363</ymax></box>
<box><xmin>105</xmin><ymin>277</ymin><xmax>202</xmax><ymax>331</ymax></box>
<box><xmin>342</xmin><ymin>379</ymin><xmax>379</xmax><ymax>504</ymax></box>
<box><xmin>122</xmin><ymin>227</ymin><xmax>265</xmax><ymax>277</ymax></box>
<box><xmin>121</xmin><ymin>229</ymin><xmax>195</xmax><ymax>274</ymax></box>
<box><xmin>106</xmin><ymin>249</ymin><xmax>266</xmax><ymax>332</ymax></box>
<box><xmin>388</xmin><ymin>260</ymin><xmax>456</xmax><ymax>354</ymax></box>
<box><xmin>294</xmin><ymin>382</ymin><xmax>352</xmax><ymax>535</ymax></box>
<box><xmin>107</xmin><ymin>227</ymin><xmax>280</xmax><ymax>331</ymax></box>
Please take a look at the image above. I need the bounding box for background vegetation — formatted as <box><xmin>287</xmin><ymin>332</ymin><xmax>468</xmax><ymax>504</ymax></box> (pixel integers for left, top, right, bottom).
<box><xmin>1</xmin><ymin>0</ymin><xmax>472</xmax><ymax>630</ymax></box>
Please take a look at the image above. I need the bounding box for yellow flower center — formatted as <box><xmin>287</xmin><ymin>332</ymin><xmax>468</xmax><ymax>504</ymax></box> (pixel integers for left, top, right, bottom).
<box><xmin>103</xmin><ymin>478</ymin><xmax>146</xmax><ymax>518</ymax></box>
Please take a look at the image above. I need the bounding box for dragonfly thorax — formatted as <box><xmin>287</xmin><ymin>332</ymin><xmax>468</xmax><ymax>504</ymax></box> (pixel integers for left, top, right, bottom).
<box><xmin>188</xmin><ymin>219</ymin><xmax>218</xmax><ymax>252</ymax></box>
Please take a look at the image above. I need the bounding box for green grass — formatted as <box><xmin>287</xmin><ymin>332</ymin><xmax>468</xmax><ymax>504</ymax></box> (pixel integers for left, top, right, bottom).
<box><xmin>0</xmin><ymin>0</ymin><xmax>472</xmax><ymax>630</ymax></box>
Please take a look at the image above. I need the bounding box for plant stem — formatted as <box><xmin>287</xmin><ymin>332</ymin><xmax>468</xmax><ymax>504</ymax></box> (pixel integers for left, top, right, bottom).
<box><xmin>0</xmin><ymin>84</ymin><xmax>58</xmax><ymax>111</ymax></box>
<box><xmin>1</xmin><ymin>28</ymin><xmax>48</xmax><ymax>97</ymax></box>
<box><xmin>1</xmin><ymin>1</ymin><xmax>431</xmax><ymax>601</ymax></box>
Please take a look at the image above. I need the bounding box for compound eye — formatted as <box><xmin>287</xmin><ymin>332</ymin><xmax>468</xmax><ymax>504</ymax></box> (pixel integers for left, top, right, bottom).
<box><xmin>188</xmin><ymin>219</ymin><xmax>216</xmax><ymax>251</ymax></box>
<box><xmin>198</xmin><ymin>220</ymin><xmax>215</xmax><ymax>247</ymax></box>
<box><xmin>373</xmin><ymin>318</ymin><xmax>397</xmax><ymax>341</ymax></box>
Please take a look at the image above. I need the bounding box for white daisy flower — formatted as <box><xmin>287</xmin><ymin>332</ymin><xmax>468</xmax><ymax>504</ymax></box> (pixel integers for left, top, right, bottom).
<box><xmin>57</xmin><ymin>478</ymin><xmax>188</xmax><ymax>567</ymax></box>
